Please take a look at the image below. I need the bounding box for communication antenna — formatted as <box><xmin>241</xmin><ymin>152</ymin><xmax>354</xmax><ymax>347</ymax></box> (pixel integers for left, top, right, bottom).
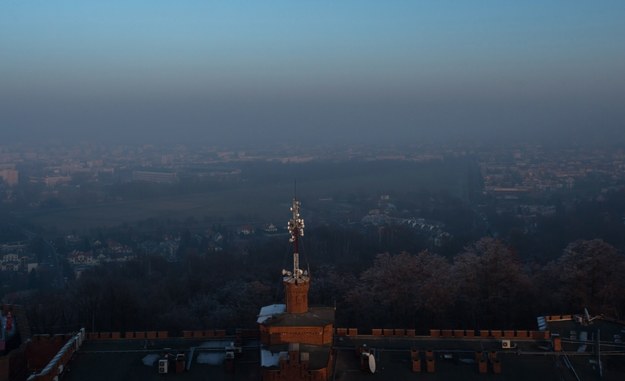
<box><xmin>583</xmin><ymin>307</ymin><xmax>601</xmax><ymax>325</ymax></box>
<box><xmin>287</xmin><ymin>197</ymin><xmax>305</xmax><ymax>283</ymax></box>
<box><xmin>361</xmin><ymin>352</ymin><xmax>376</xmax><ymax>374</ymax></box>
<box><xmin>368</xmin><ymin>353</ymin><xmax>376</xmax><ymax>374</ymax></box>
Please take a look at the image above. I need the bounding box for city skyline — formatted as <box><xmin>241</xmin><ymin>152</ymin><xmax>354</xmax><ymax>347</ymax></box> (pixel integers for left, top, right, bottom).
<box><xmin>2</xmin><ymin>1</ymin><xmax>625</xmax><ymax>147</ymax></box>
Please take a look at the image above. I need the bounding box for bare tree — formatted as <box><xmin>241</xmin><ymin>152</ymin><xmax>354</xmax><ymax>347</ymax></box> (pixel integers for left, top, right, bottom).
<box><xmin>551</xmin><ymin>239</ymin><xmax>625</xmax><ymax>317</ymax></box>
<box><xmin>348</xmin><ymin>250</ymin><xmax>453</xmax><ymax>330</ymax></box>
<box><xmin>451</xmin><ymin>238</ymin><xmax>533</xmax><ymax>328</ymax></box>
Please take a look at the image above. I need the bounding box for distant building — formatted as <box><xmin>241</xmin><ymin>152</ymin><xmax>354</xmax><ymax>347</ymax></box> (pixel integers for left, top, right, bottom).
<box><xmin>263</xmin><ymin>224</ymin><xmax>278</xmax><ymax>234</ymax></box>
<box><xmin>66</xmin><ymin>250</ymin><xmax>98</xmax><ymax>266</ymax></box>
<box><xmin>44</xmin><ymin>176</ymin><xmax>71</xmax><ymax>187</ymax></box>
<box><xmin>0</xmin><ymin>166</ymin><xmax>18</xmax><ymax>187</ymax></box>
<box><xmin>0</xmin><ymin>254</ymin><xmax>29</xmax><ymax>272</ymax></box>
<box><xmin>0</xmin><ymin>244</ymin><xmax>27</xmax><ymax>255</ymax></box>
<box><xmin>132</xmin><ymin>170</ymin><xmax>177</xmax><ymax>183</ymax></box>
<box><xmin>237</xmin><ymin>225</ymin><xmax>255</xmax><ymax>236</ymax></box>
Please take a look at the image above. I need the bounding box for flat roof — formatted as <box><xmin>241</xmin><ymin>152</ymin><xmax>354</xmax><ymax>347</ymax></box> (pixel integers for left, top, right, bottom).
<box><xmin>545</xmin><ymin>316</ymin><xmax>625</xmax><ymax>344</ymax></box>
<box><xmin>63</xmin><ymin>338</ymin><xmax>261</xmax><ymax>381</ymax></box>
<box><xmin>261</xmin><ymin>307</ymin><xmax>335</xmax><ymax>328</ymax></box>
<box><xmin>59</xmin><ymin>328</ymin><xmax>625</xmax><ymax>381</ymax></box>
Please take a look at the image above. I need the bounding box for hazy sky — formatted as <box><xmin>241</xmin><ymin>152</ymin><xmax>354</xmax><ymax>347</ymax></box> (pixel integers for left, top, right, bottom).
<box><xmin>2</xmin><ymin>1</ymin><xmax>624</xmax><ymax>147</ymax></box>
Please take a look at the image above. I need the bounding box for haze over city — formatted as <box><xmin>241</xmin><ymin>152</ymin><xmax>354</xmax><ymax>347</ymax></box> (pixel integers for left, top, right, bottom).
<box><xmin>2</xmin><ymin>2</ymin><xmax>625</xmax><ymax>381</ymax></box>
<box><xmin>2</xmin><ymin>1</ymin><xmax>625</xmax><ymax>147</ymax></box>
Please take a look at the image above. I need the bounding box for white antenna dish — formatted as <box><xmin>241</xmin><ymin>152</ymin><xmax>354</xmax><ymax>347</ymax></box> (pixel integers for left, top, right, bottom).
<box><xmin>368</xmin><ymin>353</ymin><xmax>376</xmax><ymax>374</ymax></box>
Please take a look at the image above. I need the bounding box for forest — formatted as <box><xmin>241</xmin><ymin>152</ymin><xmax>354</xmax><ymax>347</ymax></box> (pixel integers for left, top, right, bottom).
<box><xmin>19</xmin><ymin>232</ymin><xmax>625</xmax><ymax>335</ymax></box>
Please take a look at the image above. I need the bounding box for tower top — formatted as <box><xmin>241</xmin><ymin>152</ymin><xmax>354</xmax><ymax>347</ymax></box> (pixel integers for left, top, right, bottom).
<box><xmin>283</xmin><ymin>198</ymin><xmax>309</xmax><ymax>284</ymax></box>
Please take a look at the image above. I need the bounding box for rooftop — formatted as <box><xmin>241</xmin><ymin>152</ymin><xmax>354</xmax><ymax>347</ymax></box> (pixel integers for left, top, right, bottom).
<box><xmin>62</xmin><ymin>338</ymin><xmax>260</xmax><ymax>381</ymax></box>
<box><xmin>260</xmin><ymin>306</ymin><xmax>335</xmax><ymax>328</ymax></box>
<box><xmin>53</xmin><ymin>322</ymin><xmax>625</xmax><ymax>381</ymax></box>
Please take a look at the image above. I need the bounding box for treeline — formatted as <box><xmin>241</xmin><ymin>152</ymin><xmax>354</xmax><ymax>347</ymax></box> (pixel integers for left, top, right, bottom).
<box><xmin>329</xmin><ymin>238</ymin><xmax>625</xmax><ymax>330</ymax></box>
<box><xmin>20</xmin><ymin>237</ymin><xmax>625</xmax><ymax>335</ymax></box>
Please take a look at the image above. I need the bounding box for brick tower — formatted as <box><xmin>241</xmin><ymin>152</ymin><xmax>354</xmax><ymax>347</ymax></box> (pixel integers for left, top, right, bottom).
<box><xmin>257</xmin><ymin>198</ymin><xmax>335</xmax><ymax>381</ymax></box>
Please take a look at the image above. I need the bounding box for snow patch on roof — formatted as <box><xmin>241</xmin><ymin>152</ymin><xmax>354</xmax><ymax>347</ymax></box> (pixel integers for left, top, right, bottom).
<box><xmin>257</xmin><ymin>303</ymin><xmax>286</xmax><ymax>324</ymax></box>
<box><xmin>197</xmin><ymin>352</ymin><xmax>225</xmax><ymax>365</ymax></box>
<box><xmin>142</xmin><ymin>354</ymin><xmax>160</xmax><ymax>367</ymax></box>
<box><xmin>260</xmin><ymin>348</ymin><xmax>287</xmax><ymax>368</ymax></box>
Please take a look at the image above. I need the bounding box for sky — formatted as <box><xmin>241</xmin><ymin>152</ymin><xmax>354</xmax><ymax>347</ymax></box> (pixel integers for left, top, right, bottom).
<box><xmin>1</xmin><ymin>1</ymin><xmax>625</xmax><ymax>147</ymax></box>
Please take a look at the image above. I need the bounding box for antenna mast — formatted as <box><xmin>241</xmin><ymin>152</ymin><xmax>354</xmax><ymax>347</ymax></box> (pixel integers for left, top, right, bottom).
<box><xmin>287</xmin><ymin>198</ymin><xmax>305</xmax><ymax>282</ymax></box>
<box><xmin>282</xmin><ymin>193</ymin><xmax>310</xmax><ymax>314</ymax></box>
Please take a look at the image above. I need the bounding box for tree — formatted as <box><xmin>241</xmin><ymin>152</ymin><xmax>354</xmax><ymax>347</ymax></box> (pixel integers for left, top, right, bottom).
<box><xmin>548</xmin><ymin>239</ymin><xmax>625</xmax><ymax>318</ymax></box>
<box><xmin>347</xmin><ymin>251</ymin><xmax>453</xmax><ymax>330</ymax></box>
<box><xmin>451</xmin><ymin>238</ymin><xmax>533</xmax><ymax>328</ymax></box>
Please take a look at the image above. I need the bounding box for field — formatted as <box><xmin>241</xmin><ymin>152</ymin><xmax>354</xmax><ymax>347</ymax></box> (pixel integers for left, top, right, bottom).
<box><xmin>19</xmin><ymin>159</ymin><xmax>479</xmax><ymax>231</ymax></box>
